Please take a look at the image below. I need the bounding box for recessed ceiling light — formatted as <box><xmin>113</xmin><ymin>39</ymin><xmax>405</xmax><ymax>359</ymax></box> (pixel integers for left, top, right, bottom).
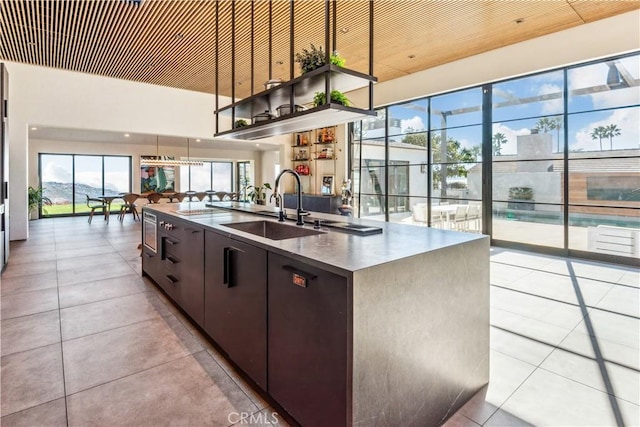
<box><xmin>30</xmin><ymin>127</ymin><xmax>37</xmax><ymax>130</ymax></box>
<box><xmin>196</xmin><ymin>139</ymin><xmax>201</xmax><ymax>142</ymax></box>
<box><xmin>408</xmin><ymin>54</ymin><xmax>416</xmax><ymax>59</ymax></box>
<box><xmin>124</xmin><ymin>133</ymin><xmax>130</xmax><ymax>137</ymax></box>
<box><xmin>340</xmin><ymin>28</ymin><xmax>349</xmax><ymax>34</ymax></box>
<box><xmin>256</xmin><ymin>144</ymin><xmax>260</xmax><ymax>147</ymax></box>
<box><xmin>275</xmin><ymin>60</ymin><xmax>284</xmax><ymax>65</ymax></box>
<box><xmin>515</xmin><ymin>18</ymin><xmax>525</xmax><ymax>24</ymax></box>
<box><xmin>174</xmin><ymin>33</ymin><xmax>184</xmax><ymax>39</ymax></box>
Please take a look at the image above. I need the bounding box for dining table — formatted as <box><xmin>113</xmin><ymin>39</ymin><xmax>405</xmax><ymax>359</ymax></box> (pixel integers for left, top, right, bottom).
<box><xmin>431</xmin><ymin>204</ymin><xmax>466</xmax><ymax>229</ymax></box>
<box><xmin>97</xmin><ymin>194</ymin><xmax>123</xmax><ymax>223</ymax></box>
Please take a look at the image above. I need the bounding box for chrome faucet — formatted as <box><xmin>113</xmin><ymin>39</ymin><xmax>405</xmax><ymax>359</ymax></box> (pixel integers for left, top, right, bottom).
<box><xmin>272</xmin><ymin>168</ymin><xmax>308</xmax><ymax>225</ymax></box>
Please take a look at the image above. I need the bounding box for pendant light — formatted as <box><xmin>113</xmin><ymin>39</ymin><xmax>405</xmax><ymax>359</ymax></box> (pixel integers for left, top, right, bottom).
<box><xmin>140</xmin><ymin>136</ymin><xmax>203</xmax><ymax>167</ymax></box>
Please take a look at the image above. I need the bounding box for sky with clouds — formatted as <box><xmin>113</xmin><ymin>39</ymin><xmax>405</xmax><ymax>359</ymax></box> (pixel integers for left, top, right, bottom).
<box><xmin>382</xmin><ymin>54</ymin><xmax>638</xmax><ymax>156</ymax></box>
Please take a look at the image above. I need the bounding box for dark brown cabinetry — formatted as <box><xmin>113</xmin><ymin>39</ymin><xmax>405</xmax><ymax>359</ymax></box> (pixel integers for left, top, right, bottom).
<box><xmin>141</xmin><ymin>245</ymin><xmax>160</xmax><ymax>284</ymax></box>
<box><xmin>152</xmin><ymin>213</ymin><xmax>205</xmax><ymax>326</ymax></box>
<box><xmin>268</xmin><ymin>253</ymin><xmax>348</xmax><ymax>427</ymax></box>
<box><xmin>204</xmin><ymin>231</ymin><xmax>268</xmax><ymax>389</ymax></box>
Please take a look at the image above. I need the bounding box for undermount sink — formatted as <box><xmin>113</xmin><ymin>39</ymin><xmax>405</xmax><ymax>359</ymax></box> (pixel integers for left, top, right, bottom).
<box><xmin>221</xmin><ymin>220</ymin><xmax>325</xmax><ymax>240</ymax></box>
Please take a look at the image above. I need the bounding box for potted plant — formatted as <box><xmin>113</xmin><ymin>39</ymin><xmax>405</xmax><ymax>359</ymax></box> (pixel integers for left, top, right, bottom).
<box><xmin>295</xmin><ymin>44</ymin><xmax>346</xmax><ymax>74</ymax></box>
<box><xmin>28</xmin><ymin>185</ymin><xmax>52</xmax><ymax>219</ymax></box>
<box><xmin>234</xmin><ymin>119</ymin><xmax>248</xmax><ymax>128</ymax></box>
<box><xmin>246</xmin><ymin>183</ymin><xmax>272</xmax><ymax>205</ymax></box>
<box><xmin>313</xmin><ymin>90</ymin><xmax>350</xmax><ymax>107</ymax></box>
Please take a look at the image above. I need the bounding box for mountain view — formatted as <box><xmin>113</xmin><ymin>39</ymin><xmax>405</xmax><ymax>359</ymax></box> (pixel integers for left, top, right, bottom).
<box><xmin>43</xmin><ymin>182</ymin><xmax>120</xmax><ymax>204</ymax></box>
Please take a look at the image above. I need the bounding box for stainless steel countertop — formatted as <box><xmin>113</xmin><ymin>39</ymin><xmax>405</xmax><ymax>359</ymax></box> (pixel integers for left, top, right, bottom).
<box><xmin>143</xmin><ymin>201</ymin><xmax>487</xmax><ymax>275</ymax></box>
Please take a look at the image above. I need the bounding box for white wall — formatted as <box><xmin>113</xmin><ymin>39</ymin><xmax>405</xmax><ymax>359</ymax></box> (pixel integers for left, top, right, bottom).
<box><xmin>5</xmin><ymin>61</ymin><xmax>230</xmax><ymax>240</ymax></box>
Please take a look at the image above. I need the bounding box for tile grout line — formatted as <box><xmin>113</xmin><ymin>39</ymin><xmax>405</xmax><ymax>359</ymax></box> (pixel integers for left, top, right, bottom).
<box><xmin>535</xmin><ymin>364</ymin><xmax>640</xmax><ymax>407</ymax></box>
<box><xmin>53</xmin><ymin>235</ymin><xmax>71</xmax><ymax>427</ymax></box>
<box><xmin>491</xmin><ymin>283</ymin><xmax>638</xmax><ymax>320</ymax></box>
<box><xmin>491</xmin><ymin>258</ymin><xmax>636</xmax><ymax>289</ymax></box>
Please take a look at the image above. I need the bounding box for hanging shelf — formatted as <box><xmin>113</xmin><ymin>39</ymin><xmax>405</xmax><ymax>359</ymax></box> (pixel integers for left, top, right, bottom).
<box><xmin>215</xmin><ymin>66</ymin><xmax>376</xmax><ymax>140</ymax></box>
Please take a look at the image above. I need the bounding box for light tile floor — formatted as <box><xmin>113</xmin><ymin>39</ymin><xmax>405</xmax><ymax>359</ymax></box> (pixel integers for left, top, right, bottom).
<box><xmin>0</xmin><ymin>216</ymin><xmax>638</xmax><ymax>426</ymax></box>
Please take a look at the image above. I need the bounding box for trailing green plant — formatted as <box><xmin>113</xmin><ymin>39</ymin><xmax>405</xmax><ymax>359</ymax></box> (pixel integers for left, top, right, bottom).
<box><xmin>295</xmin><ymin>44</ymin><xmax>345</xmax><ymax>74</ymax></box>
<box><xmin>313</xmin><ymin>90</ymin><xmax>350</xmax><ymax>107</ymax></box>
<box><xmin>28</xmin><ymin>185</ymin><xmax>53</xmax><ymax>216</ymax></box>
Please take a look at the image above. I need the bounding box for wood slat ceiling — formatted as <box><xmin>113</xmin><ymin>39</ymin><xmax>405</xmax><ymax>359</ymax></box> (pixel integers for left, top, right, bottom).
<box><xmin>0</xmin><ymin>0</ymin><xmax>637</xmax><ymax>100</ymax></box>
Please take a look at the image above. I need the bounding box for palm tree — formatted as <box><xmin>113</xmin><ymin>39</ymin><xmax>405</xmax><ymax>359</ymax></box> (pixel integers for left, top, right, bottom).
<box><xmin>551</xmin><ymin>116</ymin><xmax>563</xmax><ymax>152</ymax></box>
<box><xmin>603</xmin><ymin>124</ymin><xmax>621</xmax><ymax>150</ymax></box>
<box><xmin>492</xmin><ymin>133</ymin><xmax>507</xmax><ymax>156</ymax></box>
<box><xmin>590</xmin><ymin>126</ymin><xmax>606</xmax><ymax>151</ymax></box>
<box><xmin>535</xmin><ymin>117</ymin><xmax>554</xmax><ymax>134</ymax></box>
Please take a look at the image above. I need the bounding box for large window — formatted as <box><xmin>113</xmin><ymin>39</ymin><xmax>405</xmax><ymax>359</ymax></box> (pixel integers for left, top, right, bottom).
<box><xmin>180</xmin><ymin>161</ymin><xmax>234</xmax><ymax>192</ymax></box>
<box><xmin>40</xmin><ymin>154</ymin><xmax>132</xmax><ymax>217</ymax></box>
<box><xmin>350</xmin><ymin>52</ymin><xmax>639</xmax><ymax>263</ymax></box>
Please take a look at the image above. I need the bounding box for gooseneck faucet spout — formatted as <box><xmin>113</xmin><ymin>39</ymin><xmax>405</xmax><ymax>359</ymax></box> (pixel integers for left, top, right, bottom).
<box><xmin>272</xmin><ymin>168</ymin><xmax>308</xmax><ymax>225</ymax></box>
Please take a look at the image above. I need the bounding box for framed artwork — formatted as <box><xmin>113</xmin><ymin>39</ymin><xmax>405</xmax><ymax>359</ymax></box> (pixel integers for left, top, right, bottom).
<box><xmin>140</xmin><ymin>156</ymin><xmax>176</xmax><ymax>193</ymax></box>
<box><xmin>321</xmin><ymin>175</ymin><xmax>334</xmax><ymax>196</ymax></box>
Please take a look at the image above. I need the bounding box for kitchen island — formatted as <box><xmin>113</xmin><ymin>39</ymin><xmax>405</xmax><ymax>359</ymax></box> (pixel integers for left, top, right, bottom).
<box><xmin>141</xmin><ymin>201</ymin><xmax>489</xmax><ymax>427</ymax></box>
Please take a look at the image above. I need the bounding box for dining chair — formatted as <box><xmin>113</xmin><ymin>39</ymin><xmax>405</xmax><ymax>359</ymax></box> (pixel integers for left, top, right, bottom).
<box><xmin>215</xmin><ymin>191</ymin><xmax>229</xmax><ymax>201</ymax></box>
<box><xmin>195</xmin><ymin>192</ymin><xmax>207</xmax><ymax>201</ymax></box>
<box><xmin>174</xmin><ymin>192</ymin><xmax>188</xmax><ymax>202</ymax></box>
<box><xmin>86</xmin><ymin>195</ymin><xmax>108</xmax><ymax>224</ymax></box>
<box><xmin>147</xmin><ymin>192</ymin><xmax>163</xmax><ymax>204</ymax></box>
<box><xmin>466</xmin><ymin>204</ymin><xmax>481</xmax><ymax>232</ymax></box>
<box><xmin>228</xmin><ymin>192</ymin><xmax>240</xmax><ymax>201</ymax></box>
<box><xmin>185</xmin><ymin>190</ymin><xmax>197</xmax><ymax>201</ymax></box>
<box><xmin>205</xmin><ymin>190</ymin><xmax>216</xmax><ymax>202</ymax></box>
<box><xmin>430</xmin><ymin>210</ymin><xmax>444</xmax><ymax>228</ymax></box>
<box><xmin>119</xmin><ymin>193</ymin><xmax>140</xmax><ymax>222</ymax></box>
<box><xmin>451</xmin><ymin>205</ymin><xmax>469</xmax><ymax>231</ymax></box>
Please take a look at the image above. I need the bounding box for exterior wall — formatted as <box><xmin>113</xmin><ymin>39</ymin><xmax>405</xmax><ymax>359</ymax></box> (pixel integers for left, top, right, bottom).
<box><xmin>566</xmin><ymin>172</ymin><xmax>640</xmax><ymax>218</ymax></box>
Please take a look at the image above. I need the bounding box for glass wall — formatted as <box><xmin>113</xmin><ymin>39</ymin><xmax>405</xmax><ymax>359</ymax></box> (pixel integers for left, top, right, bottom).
<box><xmin>566</xmin><ymin>55</ymin><xmax>640</xmax><ymax>254</ymax></box>
<box><xmin>491</xmin><ymin>70</ymin><xmax>565</xmax><ymax>248</ymax></box>
<box><xmin>349</xmin><ymin>52</ymin><xmax>639</xmax><ymax>263</ymax></box>
<box><xmin>179</xmin><ymin>161</ymin><xmax>234</xmax><ymax>192</ymax></box>
<box><xmin>39</xmin><ymin>154</ymin><xmax>132</xmax><ymax>217</ymax></box>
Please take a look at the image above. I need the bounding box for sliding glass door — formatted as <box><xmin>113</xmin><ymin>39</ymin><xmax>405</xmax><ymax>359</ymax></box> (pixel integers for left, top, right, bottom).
<box><xmin>39</xmin><ymin>154</ymin><xmax>132</xmax><ymax>218</ymax></box>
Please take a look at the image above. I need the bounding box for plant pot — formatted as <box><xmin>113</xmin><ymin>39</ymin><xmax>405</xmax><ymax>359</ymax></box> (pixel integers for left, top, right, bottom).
<box><xmin>276</xmin><ymin>104</ymin><xmax>305</xmax><ymax>117</ymax></box>
<box><xmin>255</xmin><ymin>200</ymin><xmax>266</xmax><ymax>205</ymax></box>
<box><xmin>253</xmin><ymin>110</ymin><xmax>275</xmax><ymax>124</ymax></box>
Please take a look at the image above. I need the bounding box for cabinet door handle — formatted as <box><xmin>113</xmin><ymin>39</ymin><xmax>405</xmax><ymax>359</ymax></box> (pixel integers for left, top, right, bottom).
<box><xmin>143</xmin><ymin>252</ymin><xmax>152</xmax><ymax>258</ymax></box>
<box><xmin>165</xmin><ymin>239</ymin><xmax>177</xmax><ymax>245</ymax></box>
<box><xmin>223</xmin><ymin>247</ymin><xmax>233</xmax><ymax>287</ymax></box>
<box><xmin>165</xmin><ymin>275</ymin><xmax>179</xmax><ymax>284</ymax></box>
<box><xmin>186</xmin><ymin>228</ymin><xmax>202</xmax><ymax>234</ymax></box>
<box><xmin>166</xmin><ymin>255</ymin><xmax>179</xmax><ymax>264</ymax></box>
<box><xmin>223</xmin><ymin>246</ymin><xmax>245</xmax><ymax>288</ymax></box>
<box><xmin>282</xmin><ymin>265</ymin><xmax>317</xmax><ymax>288</ymax></box>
